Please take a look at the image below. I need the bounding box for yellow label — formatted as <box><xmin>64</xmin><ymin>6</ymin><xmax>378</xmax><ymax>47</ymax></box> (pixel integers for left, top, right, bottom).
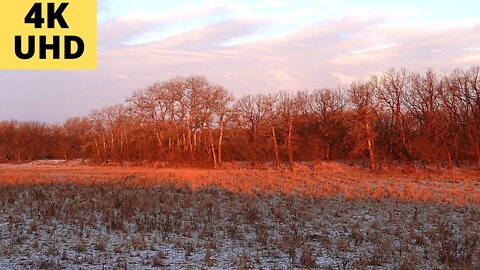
<box><xmin>0</xmin><ymin>0</ymin><xmax>96</xmax><ymax>69</ymax></box>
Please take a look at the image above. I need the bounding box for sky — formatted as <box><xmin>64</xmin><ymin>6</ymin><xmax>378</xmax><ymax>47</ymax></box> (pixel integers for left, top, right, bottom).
<box><xmin>1</xmin><ymin>0</ymin><xmax>479</xmax><ymax>123</ymax></box>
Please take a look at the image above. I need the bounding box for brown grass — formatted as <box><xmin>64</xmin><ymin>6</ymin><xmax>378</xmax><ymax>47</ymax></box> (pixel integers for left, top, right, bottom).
<box><xmin>1</xmin><ymin>163</ymin><xmax>478</xmax><ymax>205</ymax></box>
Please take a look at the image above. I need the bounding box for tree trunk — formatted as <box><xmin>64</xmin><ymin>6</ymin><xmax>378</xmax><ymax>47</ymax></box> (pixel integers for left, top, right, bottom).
<box><xmin>271</xmin><ymin>127</ymin><xmax>280</xmax><ymax>169</ymax></box>
<box><xmin>366</xmin><ymin>120</ymin><xmax>376</xmax><ymax>170</ymax></box>
<box><xmin>326</xmin><ymin>144</ymin><xmax>330</xmax><ymax>162</ymax></box>
<box><xmin>396</xmin><ymin>104</ymin><xmax>411</xmax><ymax>160</ymax></box>
<box><xmin>15</xmin><ymin>149</ymin><xmax>22</xmax><ymax>163</ymax></box>
<box><xmin>217</xmin><ymin>116</ymin><xmax>224</xmax><ymax>166</ymax></box>
<box><xmin>400</xmin><ymin>131</ymin><xmax>410</xmax><ymax>160</ymax></box>
<box><xmin>398</xmin><ymin>115</ymin><xmax>411</xmax><ymax>160</ymax></box>
<box><xmin>120</xmin><ymin>129</ymin><xmax>125</xmax><ymax>162</ymax></box>
<box><xmin>287</xmin><ymin>116</ymin><xmax>294</xmax><ymax>171</ymax></box>
<box><xmin>446</xmin><ymin>148</ymin><xmax>452</xmax><ymax>171</ymax></box>
<box><xmin>101</xmin><ymin>130</ymin><xmax>107</xmax><ymax>164</ymax></box>
<box><xmin>367</xmin><ymin>137</ymin><xmax>376</xmax><ymax>170</ymax></box>
<box><xmin>208</xmin><ymin>127</ymin><xmax>217</xmax><ymax>169</ymax></box>
<box><xmin>154</xmin><ymin>128</ymin><xmax>163</xmax><ymax>160</ymax></box>
<box><xmin>251</xmin><ymin>126</ymin><xmax>257</xmax><ymax>166</ymax></box>
<box><xmin>110</xmin><ymin>131</ymin><xmax>115</xmax><ymax>161</ymax></box>
<box><xmin>93</xmin><ymin>137</ymin><xmax>101</xmax><ymax>162</ymax></box>
<box><xmin>193</xmin><ymin>130</ymin><xmax>197</xmax><ymax>155</ymax></box>
<box><xmin>186</xmin><ymin>118</ymin><xmax>193</xmax><ymax>158</ymax></box>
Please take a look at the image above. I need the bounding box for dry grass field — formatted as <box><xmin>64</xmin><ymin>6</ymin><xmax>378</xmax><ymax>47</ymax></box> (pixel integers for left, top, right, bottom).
<box><xmin>0</xmin><ymin>163</ymin><xmax>479</xmax><ymax>269</ymax></box>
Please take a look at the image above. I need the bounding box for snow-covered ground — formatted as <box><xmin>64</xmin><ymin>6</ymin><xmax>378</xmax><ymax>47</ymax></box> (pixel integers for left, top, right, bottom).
<box><xmin>0</xmin><ymin>165</ymin><xmax>479</xmax><ymax>269</ymax></box>
<box><xmin>1</xmin><ymin>183</ymin><xmax>479</xmax><ymax>269</ymax></box>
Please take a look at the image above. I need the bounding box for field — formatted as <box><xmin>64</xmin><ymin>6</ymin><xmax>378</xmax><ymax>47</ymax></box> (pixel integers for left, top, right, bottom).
<box><xmin>0</xmin><ymin>163</ymin><xmax>479</xmax><ymax>269</ymax></box>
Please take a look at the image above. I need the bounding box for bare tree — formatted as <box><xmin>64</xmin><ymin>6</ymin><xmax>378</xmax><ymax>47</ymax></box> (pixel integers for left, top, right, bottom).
<box><xmin>89</xmin><ymin>110</ymin><xmax>109</xmax><ymax>163</ymax></box>
<box><xmin>309</xmin><ymin>88</ymin><xmax>346</xmax><ymax>161</ymax></box>
<box><xmin>212</xmin><ymin>86</ymin><xmax>233</xmax><ymax>167</ymax></box>
<box><xmin>349</xmin><ymin>80</ymin><xmax>379</xmax><ymax>170</ymax></box>
<box><xmin>234</xmin><ymin>94</ymin><xmax>268</xmax><ymax>166</ymax></box>
<box><xmin>448</xmin><ymin>67</ymin><xmax>480</xmax><ymax>168</ymax></box>
<box><xmin>263</xmin><ymin>93</ymin><xmax>282</xmax><ymax>169</ymax></box>
<box><xmin>277</xmin><ymin>91</ymin><xmax>299</xmax><ymax>170</ymax></box>
<box><xmin>2</xmin><ymin>69</ymin><xmax>480</xmax><ymax>168</ymax></box>
<box><xmin>61</xmin><ymin>117</ymin><xmax>90</xmax><ymax>160</ymax></box>
<box><xmin>404</xmin><ymin>70</ymin><xmax>450</xmax><ymax>168</ymax></box>
<box><xmin>376</xmin><ymin>69</ymin><xmax>412</xmax><ymax>161</ymax></box>
<box><xmin>467</xmin><ymin>66</ymin><xmax>480</xmax><ymax>167</ymax></box>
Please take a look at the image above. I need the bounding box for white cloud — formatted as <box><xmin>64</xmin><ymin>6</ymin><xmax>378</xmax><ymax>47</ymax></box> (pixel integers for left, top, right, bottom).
<box><xmin>454</xmin><ymin>53</ymin><xmax>480</xmax><ymax>64</ymax></box>
<box><xmin>268</xmin><ymin>70</ymin><xmax>300</xmax><ymax>83</ymax></box>
<box><xmin>349</xmin><ymin>43</ymin><xmax>400</xmax><ymax>55</ymax></box>
<box><xmin>2</xmin><ymin>2</ymin><xmax>480</xmax><ymax>122</ymax></box>
<box><xmin>331</xmin><ymin>72</ymin><xmax>357</xmax><ymax>85</ymax></box>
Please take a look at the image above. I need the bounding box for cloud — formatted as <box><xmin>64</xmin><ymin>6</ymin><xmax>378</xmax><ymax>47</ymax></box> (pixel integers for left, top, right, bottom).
<box><xmin>328</xmin><ymin>52</ymin><xmax>394</xmax><ymax>65</ymax></box>
<box><xmin>331</xmin><ymin>72</ymin><xmax>357</xmax><ymax>85</ymax></box>
<box><xmin>454</xmin><ymin>53</ymin><xmax>480</xmax><ymax>64</ymax></box>
<box><xmin>98</xmin><ymin>5</ymin><xmax>235</xmax><ymax>49</ymax></box>
<box><xmin>151</xmin><ymin>19</ymin><xmax>265</xmax><ymax>50</ymax></box>
<box><xmin>1</xmin><ymin>2</ymin><xmax>480</xmax><ymax>122</ymax></box>
<box><xmin>268</xmin><ymin>70</ymin><xmax>300</xmax><ymax>83</ymax></box>
<box><xmin>349</xmin><ymin>44</ymin><xmax>400</xmax><ymax>55</ymax></box>
<box><xmin>98</xmin><ymin>17</ymin><xmax>165</xmax><ymax>49</ymax></box>
<box><xmin>96</xmin><ymin>13</ymin><xmax>480</xmax><ymax>92</ymax></box>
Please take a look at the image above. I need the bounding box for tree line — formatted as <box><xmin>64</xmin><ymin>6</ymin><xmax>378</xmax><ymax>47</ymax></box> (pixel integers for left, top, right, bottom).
<box><xmin>1</xmin><ymin>67</ymin><xmax>479</xmax><ymax>170</ymax></box>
